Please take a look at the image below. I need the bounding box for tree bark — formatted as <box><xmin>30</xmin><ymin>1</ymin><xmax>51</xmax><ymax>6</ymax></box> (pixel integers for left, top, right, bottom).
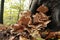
<box><xmin>0</xmin><ymin>0</ymin><xmax>4</xmax><ymax>24</ymax></box>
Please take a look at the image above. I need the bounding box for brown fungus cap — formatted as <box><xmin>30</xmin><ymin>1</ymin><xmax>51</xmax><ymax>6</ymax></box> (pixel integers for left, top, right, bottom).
<box><xmin>37</xmin><ymin>5</ymin><xmax>49</xmax><ymax>13</ymax></box>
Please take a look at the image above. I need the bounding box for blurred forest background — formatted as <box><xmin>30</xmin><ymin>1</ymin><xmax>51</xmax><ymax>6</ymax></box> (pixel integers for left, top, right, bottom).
<box><xmin>3</xmin><ymin>0</ymin><xmax>31</xmax><ymax>26</ymax></box>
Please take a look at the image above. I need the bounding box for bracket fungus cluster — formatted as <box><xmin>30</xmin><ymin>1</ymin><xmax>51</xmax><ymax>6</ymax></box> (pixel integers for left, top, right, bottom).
<box><xmin>0</xmin><ymin>5</ymin><xmax>50</xmax><ymax>40</ymax></box>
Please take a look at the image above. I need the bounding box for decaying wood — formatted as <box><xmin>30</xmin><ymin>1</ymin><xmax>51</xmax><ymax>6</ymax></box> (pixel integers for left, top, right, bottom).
<box><xmin>45</xmin><ymin>31</ymin><xmax>60</xmax><ymax>40</ymax></box>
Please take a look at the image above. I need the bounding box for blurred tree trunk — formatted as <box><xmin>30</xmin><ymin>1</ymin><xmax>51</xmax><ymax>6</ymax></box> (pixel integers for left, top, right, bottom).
<box><xmin>30</xmin><ymin>0</ymin><xmax>39</xmax><ymax>14</ymax></box>
<box><xmin>0</xmin><ymin>0</ymin><xmax>4</xmax><ymax>24</ymax></box>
